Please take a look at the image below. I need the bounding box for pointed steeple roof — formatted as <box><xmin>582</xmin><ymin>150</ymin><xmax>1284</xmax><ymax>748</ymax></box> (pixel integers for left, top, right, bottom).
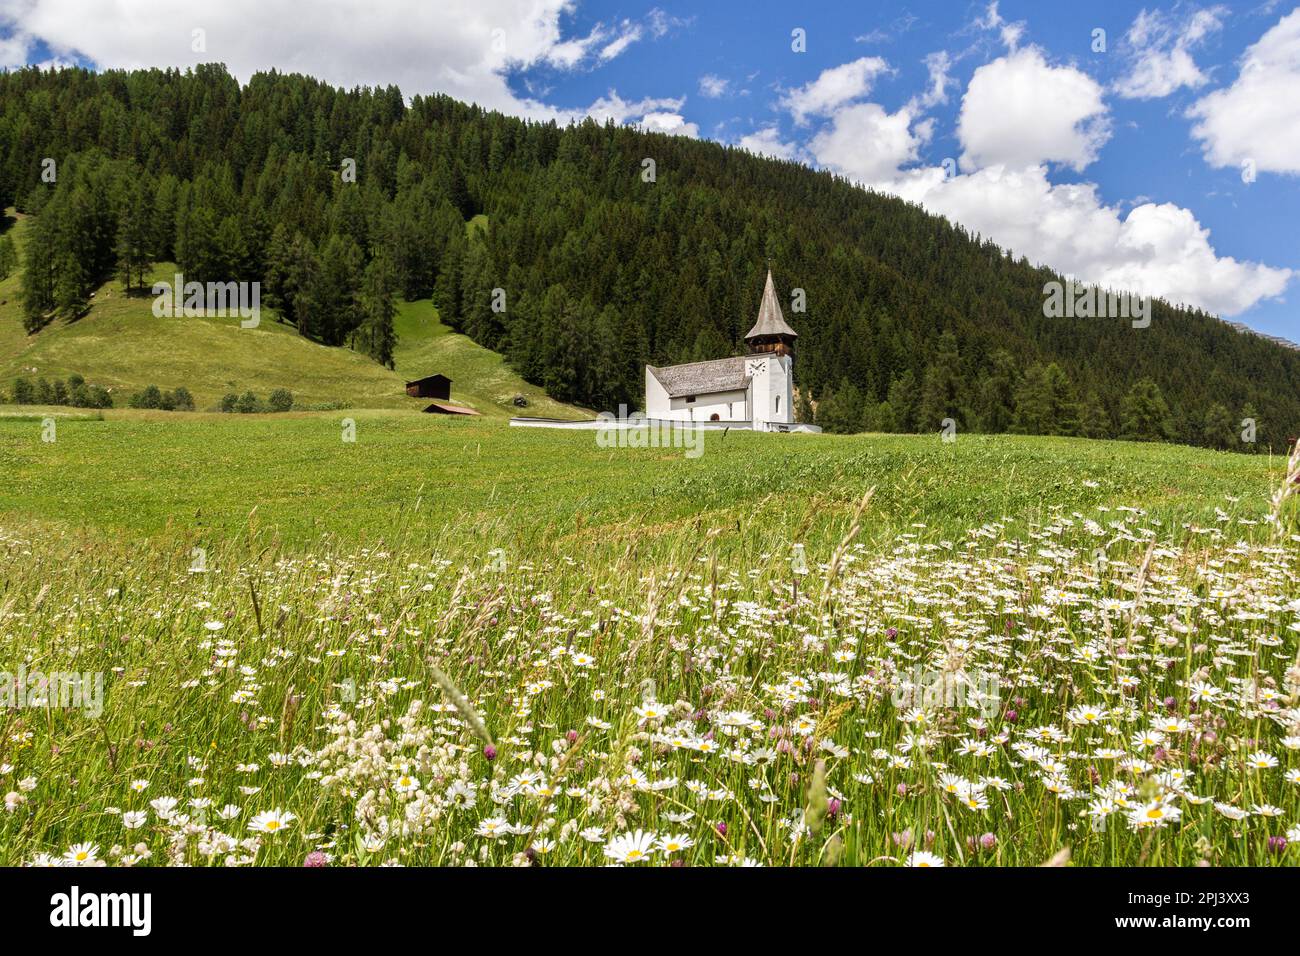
<box><xmin>745</xmin><ymin>269</ymin><xmax>798</xmax><ymax>342</ymax></box>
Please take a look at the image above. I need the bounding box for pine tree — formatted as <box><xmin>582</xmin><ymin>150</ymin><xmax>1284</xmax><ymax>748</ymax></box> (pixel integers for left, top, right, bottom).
<box><xmin>11</xmin><ymin>377</ymin><xmax>34</xmax><ymax>404</ymax></box>
<box><xmin>1013</xmin><ymin>364</ymin><xmax>1052</xmax><ymax>435</ymax></box>
<box><xmin>1120</xmin><ymin>379</ymin><xmax>1174</xmax><ymax>442</ymax></box>
<box><xmin>863</xmin><ymin>400</ymin><xmax>895</xmax><ymax>433</ymax></box>
<box><xmin>0</xmin><ymin>235</ymin><xmax>17</xmax><ymax>280</ymax></box>
<box><xmin>816</xmin><ymin>378</ymin><xmax>864</xmax><ymax>434</ymax></box>
<box><xmin>1240</xmin><ymin>402</ymin><xmax>1263</xmax><ymax>453</ymax></box>
<box><xmin>1078</xmin><ymin>391</ymin><xmax>1111</xmax><ymax>439</ymax></box>
<box><xmin>53</xmin><ymin>252</ymin><xmax>88</xmax><ymax>321</ymax></box>
<box><xmin>359</xmin><ymin>250</ymin><xmax>398</xmax><ymax>369</ymax></box>
<box><xmin>886</xmin><ymin>369</ymin><xmax>919</xmax><ymax>433</ymax></box>
<box><xmin>1043</xmin><ymin>363</ymin><xmax>1079</xmax><ymax>436</ymax></box>
<box><xmin>973</xmin><ymin>349</ymin><xmax>1017</xmax><ymax>433</ymax></box>
<box><xmin>915</xmin><ymin>331</ymin><xmax>962</xmax><ymax>433</ymax></box>
<box><xmin>306</xmin><ymin>234</ymin><xmax>362</xmax><ymax>345</ymax></box>
<box><xmin>1201</xmin><ymin>403</ymin><xmax>1235</xmax><ymax>450</ymax></box>
<box><xmin>115</xmin><ymin>178</ymin><xmax>153</xmax><ymax>291</ymax></box>
<box><xmin>19</xmin><ymin>214</ymin><xmax>57</xmax><ymax>331</ymax></box>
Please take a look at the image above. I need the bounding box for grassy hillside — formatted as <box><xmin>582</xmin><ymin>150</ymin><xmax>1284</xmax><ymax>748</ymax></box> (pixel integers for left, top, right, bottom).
<box><xmin>392</xmin><ymin>299</ymin><xmax>584</xmax><ymax>418</ymax></box>
<box><xmin>0</xmin><ymin>208</ymin><xmax>582</xmax><ymax>418</ymax></box>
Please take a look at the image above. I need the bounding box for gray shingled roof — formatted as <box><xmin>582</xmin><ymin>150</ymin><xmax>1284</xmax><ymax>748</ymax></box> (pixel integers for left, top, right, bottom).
<box><xmin>745</xmin><ymin>269</ymin><xmax>798</xmax><ymax>341</ymax></box>
<box><xmin>648</xmin><ymin>356</ymin><xmax>752</xmax><ymax>398</ymax></box>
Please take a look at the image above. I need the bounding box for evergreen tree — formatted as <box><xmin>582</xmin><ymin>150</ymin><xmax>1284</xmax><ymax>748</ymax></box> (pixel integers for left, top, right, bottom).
<box><xmin>1043</xmin><ymin>363</ymin><xmax>1080</xmax><ymax>436</ymax></box>
<box><xmin>1120</xmin><ymin>379</ymin><xmax>1174</xmax><ymax>442</ymax></box>
<box><xmin>1013</xmin><ymin>364</ymin><xmax>1053</xmax><ymax>435</ymax></box>
<box><xmin>973</xmin><ymin>349</ymin><xmax>1017</xmax><ymax>433</ymax></box>
<box><xmin>52</xmin><ymin>252</ymin><xmax>88</xmax><ymax>320</ymax></box>
<box><xmin>115</xmin><ymin>178</ymin><xmax>153</xmax><ymax>290</ymax></box>
<box><xmin>863</xmin><ymin>400</ymin><xmax>895</xmax><ymax>433</ymax></box>
<box><xmin>816</xmin><ymin>378</ymin><xmax>864</xmax><ymax>434</ymax></box>
<box><xmin>19</xmin><ymin>215</ymin><xmax>57</xmax><ymax>331</ymax></box>
<box><xmin>0</xmin><ymin>235</ymin><xmax>17</xmax><ymax>280</ymax></box>
<box><xmin>1078</xmin><ymin>391</ymin><xmax>1111</xmax><ymax>439</ymax></box>
<box><xmin>1201</xmin><ymin>403</ymin><xmax>1235</xmax><ymax>450</ymax></box>
<box><xmin>359</xmin><ymin>250</ymin><xmax>398</xmax><ymax>368</ymax></box>
<box><xmin>1240</xmin><ymin>402</ymin><xmax>1263</xmax><ymax>453</ymax></box>
<box><xmin>915</xmin><ymin>331</ymin><xmax>962</xmax><ymax>433</ymax></box>
<box><xmin>305</xmin><ymin>234</ymin><xmax>362</xmax><ymax>345</ymax></box>
<box><xmin>11</xmin><ymin>377</ymin><xmax>34</xmax><ymax>404</ymax></box>
<box><xmin>886</xmin><ymin>369</ymin><xmax>919</xmax><ymax>433</ymax></box>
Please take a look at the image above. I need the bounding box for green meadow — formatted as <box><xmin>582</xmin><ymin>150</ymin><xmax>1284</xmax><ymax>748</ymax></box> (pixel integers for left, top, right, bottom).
<box><xmin>0</xmin><ymin>412</ymin><xmax>1280</xmax><ymax>555</ymax></box>
<box><xmin>2</xmin><ymin>413</ymin><xmax>1298</xmax><ymax>867</ymax></box>
<box><xmin>2</xmin><ymin>213</ymin><xmax>1299</xmax><ymax>868</ymax></box>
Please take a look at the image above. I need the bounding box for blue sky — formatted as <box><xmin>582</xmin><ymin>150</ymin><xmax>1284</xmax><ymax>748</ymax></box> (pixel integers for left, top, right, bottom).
<box><xmin>3</xmin><ymin>0</ymin><xmax>1297</xmax><ymax>339</ymax></box>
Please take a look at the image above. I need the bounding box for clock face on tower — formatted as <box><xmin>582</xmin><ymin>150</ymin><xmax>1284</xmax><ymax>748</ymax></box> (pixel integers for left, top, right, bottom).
<box><xmin>746</xmin><ymin>359</ymin><xmax>767</xmax><ymax>377</ymax></box>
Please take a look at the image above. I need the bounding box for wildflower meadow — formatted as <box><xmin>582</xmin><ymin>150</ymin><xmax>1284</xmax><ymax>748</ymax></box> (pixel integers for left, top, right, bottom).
<box><xmin>2</xmin><ymin>417</ymin><xmax>1298</xmax><ymax>868</ymax></box>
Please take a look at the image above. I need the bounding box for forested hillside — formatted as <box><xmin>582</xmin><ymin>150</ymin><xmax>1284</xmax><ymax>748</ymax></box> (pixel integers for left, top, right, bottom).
<box><xmin>1</xmin><ymin>64</ymin><xmax>1297</xmax><ymax>448</ymax></box>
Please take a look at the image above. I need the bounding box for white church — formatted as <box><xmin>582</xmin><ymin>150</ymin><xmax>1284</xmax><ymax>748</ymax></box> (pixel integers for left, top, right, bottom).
<box><xmin>644</xmin><ymin>270</ymin><xmax>819</xmax><ymax>432</ymax></box>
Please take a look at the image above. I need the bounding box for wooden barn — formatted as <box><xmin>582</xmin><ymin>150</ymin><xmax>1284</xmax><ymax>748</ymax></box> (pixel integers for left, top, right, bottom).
<box><xmin>405</xmin><ymin>374</ymin><xmax>451</xmax><ymax>399</ymax></box>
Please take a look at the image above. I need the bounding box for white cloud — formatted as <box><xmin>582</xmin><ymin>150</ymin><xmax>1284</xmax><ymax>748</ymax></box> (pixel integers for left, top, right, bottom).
<box><xmin>881</xmin><ymin>163</ymin><xmax>1291</xmax><ymax>317</ymax></box>
<box><xmin>785</xmin><ymin>62</ymin><xmax>1289</xmax><ymax>317</ymax></box>
<box><xmin>698</xmin><ymin>73</ymin><xmax>729</xmax><ymax>98</ymax></box>
<box><xmin>638</xmin><ymin>111</ymin><xmax>699</xmax><ymax>138</ymax></box>
<box><xmin>978</xmin><ymin>1</ymin><xmax>1026</xmax><ymax>51</ymax></box>
<box><xmin>1188</xmin><ymin>7</ymin><xmax>1300</xmax><ymax>174</ymax></box>
<box><xmin>780</xmin><ymin>56</ymin><xmax>891</xmax><ymax>124</ymax></box>
<box><xmin>736</xmin><ymin>126</ymin><xmax>798</xmax><ymax>160</ymax></box>
<box><xmin>958</xmin><ymin>47</ymin><xmax>1110</xmax><ymax>172</ymax></box>
<box><xmin>0</xmin><ymin>0</ymin><xmax>661</xmax><ymax>122</ymax></box>
<box><xmin>809</xmin><ymin>103</ymin><xmax>930</xmax><ymax>184</ymax></box>
<box><xmin>598</xmin><ymin>22</ymin><xmax>642</xmax><ymax>62</ymax></box>
<box><xmin>0</xmin><ymin>25</ymin><xmax>32</xmax><ymax>69</ymax></box>
<box><xmin>916</xmin><ymin>50</ymin><xmax>952</xmax><ymax>108</ymax></box>
<box><xmin>646</xmin><ymin>7</ymin><xmax>690</xmax><ymax>39</ymax></box>
<box><xmin>1113</xmin><ymin>6</ymin><xmax>1226</xmax><ymax>99</ymax></box>
<box><xmin>584</xmin><ymin>91</ymin><xmax>680</xmax><ymax>123</ymax></box>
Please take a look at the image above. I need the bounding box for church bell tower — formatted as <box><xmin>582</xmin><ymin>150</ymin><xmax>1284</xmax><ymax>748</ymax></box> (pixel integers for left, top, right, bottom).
<box><xmin>744</xmin><ymin>269</ymin><xmax>797</xmax><ymax>428</ymax></box>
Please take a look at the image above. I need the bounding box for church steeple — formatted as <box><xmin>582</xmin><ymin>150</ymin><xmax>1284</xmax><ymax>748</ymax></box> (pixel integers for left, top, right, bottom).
<box><xmin>745</xmin><ymin>269</ymin><xmax>798</xmax><ymax>357</ymax></box>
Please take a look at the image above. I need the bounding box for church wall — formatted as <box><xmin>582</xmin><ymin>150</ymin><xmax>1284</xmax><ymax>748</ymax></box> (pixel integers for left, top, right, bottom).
<box><xmin>669</xmin><ymin>388</ymin><xmax>748</xmax><ymax>422</ymax></box>
<box><xmin>644</xmin><ymin>368</ymin><xmax>672</xmax><ymax>418</ymax></box>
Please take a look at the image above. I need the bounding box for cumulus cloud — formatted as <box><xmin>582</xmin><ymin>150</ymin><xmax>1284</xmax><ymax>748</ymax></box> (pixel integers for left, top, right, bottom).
<box><xmin>736</xmin><ymin>126</ymin><xmax>798</xmax><ymax>160</ymax></box>
<box><xmin>585</xmin><ymin>90</ymin><xmax>695</xmax><ymax>135</ymax></box>
<box><xmin>637</xmin><ymin>111</ymin><xmax>699</xmax><ymax>138</ymax></box>
<box><xmin>1188</xmin><ymin>6</ymin><xmax>1300</xmax><ymax>175</ymax></box>
<box><xmin>958</xmin><ymin>47</ymin><xmax>1110</xmax><ymax>172</ymax></box>
<box><xmin>780</xmin><ymin>56</ymin><xmax>891</xmax><ymax>124</ymax></box>
<box><xmin>0</xmin><ymin>0</ymin><xmax>666</xmax><ymax>124</ymax></box>
<box><xmin>809</xmin><ymin>103</ymin><xmax>931</xmax><ymax>184</ymax></box>
<box><xmin>880</xmin><ymin>164</ymin><xmax>1292</xmax><ymax>317</ymax></box>
<box><xmin>1113</xmin><ymin>6</ymin><xmax>1226</xmax><ymax>99</ymax></box>
<box><xmin>788</xmin><ymin>45</ymin><xmax>1289</xmax><ymax>317</ymax></box>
